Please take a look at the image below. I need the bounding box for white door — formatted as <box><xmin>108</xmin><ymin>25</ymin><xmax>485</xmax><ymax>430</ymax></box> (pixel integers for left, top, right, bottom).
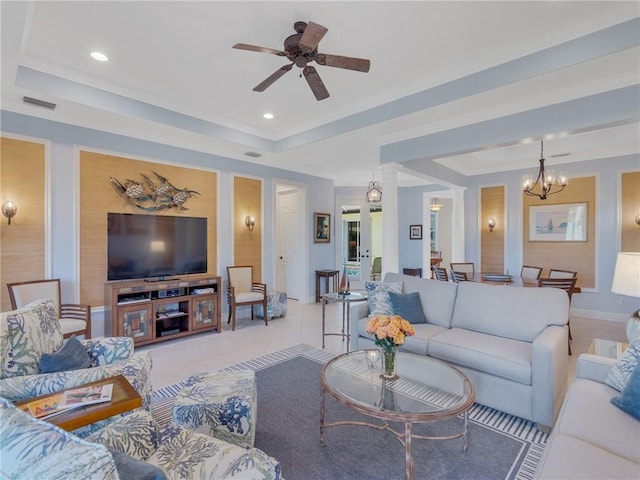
<box><xmin>276</xmin><ymin>187</ymin><xmax>304</xmax><ymax>300</ymax></box>
<box><xmin>336</xmin><ymin>197</ymin><xmax>382</xmax><ymax>291</ymax></box>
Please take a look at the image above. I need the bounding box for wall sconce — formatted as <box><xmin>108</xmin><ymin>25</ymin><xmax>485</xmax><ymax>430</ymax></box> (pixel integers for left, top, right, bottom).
<box><xmin>488</xmin><ymin>218</ymin><xmax>496</xmax><ymax>232</ymax></box>
<box><xmin>244</xmin><ymin>216</ymin><xmax>255</xmax><ymax>231</ymax></box>
<box><xmin>636</xmin><ymin>213</ymin><xmax>640</xmax><ymax>226</ymax></box>
<box><xmin>2</xmin><ymin>200</ymin><xmax>17</xmax><ymax>225</ymax></box>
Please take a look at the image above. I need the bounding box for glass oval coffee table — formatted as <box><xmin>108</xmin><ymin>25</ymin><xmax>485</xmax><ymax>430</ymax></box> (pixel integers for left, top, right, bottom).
<box><xmin>320</xmin><ymin>349</ymin><xmax>475</xmax><ymax>480</ymax></box>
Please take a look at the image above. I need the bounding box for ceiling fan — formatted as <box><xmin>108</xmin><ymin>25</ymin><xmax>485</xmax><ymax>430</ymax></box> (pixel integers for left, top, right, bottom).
<box><xmin>233</xmin><ymin>21</ymin><xmax>370</xmax><ymax>101</ymax></box>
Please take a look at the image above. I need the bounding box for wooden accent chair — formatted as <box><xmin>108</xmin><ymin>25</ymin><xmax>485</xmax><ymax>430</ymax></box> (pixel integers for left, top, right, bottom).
<box><xmin>433</xmin><ymin>267</ymin><xmax>449</xmax><ymax>282</ymax></box>
<box><xmin>7</xmin><ymin>279</ymin><xmax>91</xmax><ymax>339</ymax></box>
<box><xmin>538</xmin><ymin>276</ymin><xmax>578</xmax><ymax>355</ymax></box>
<box><xmin>450</xmin><ymin>270</ymin><xmax>468</xmax><ymax>283</ymax></box>
<box><xmin>226</xmin><ymin>266</ymin><xmax>268</xmax><ymax>331</ymax></box>
<box><xmin>521</xmin><ymin>265</ymin><xmax>543</xmax><ymax>280</ymax></box>
<box><xmin>450</xmin><ymin>262</ymin><xmax>475</xmax><ymax>275</ymax></box>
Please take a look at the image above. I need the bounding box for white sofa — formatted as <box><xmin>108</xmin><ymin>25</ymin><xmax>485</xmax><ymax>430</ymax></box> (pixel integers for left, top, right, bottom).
<box><xmin>349</xmin><ymin>272</ymin><xmax>570</xmax><ymax>430</ymax></box>
<box><xmin>534</xmin><ymin>354</ymin><xmax>640</xmax><ymax>479</ymax></box>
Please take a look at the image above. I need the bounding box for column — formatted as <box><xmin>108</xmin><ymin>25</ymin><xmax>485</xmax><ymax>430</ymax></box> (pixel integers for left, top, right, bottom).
<box><xmin>381</xmin><ymin>164</ymin><xmax>399</xmax><ymax>276</ymax></box>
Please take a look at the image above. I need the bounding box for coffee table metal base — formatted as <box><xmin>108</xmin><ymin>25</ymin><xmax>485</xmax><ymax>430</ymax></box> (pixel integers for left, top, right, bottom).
<box><xmin>320</xmin><ymin>388</ymin><xmax>469</xmax><ymax>480</ymax></box>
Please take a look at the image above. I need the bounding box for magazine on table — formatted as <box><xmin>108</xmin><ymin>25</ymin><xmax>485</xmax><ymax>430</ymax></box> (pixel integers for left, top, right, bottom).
<box><xmin>24</xmin><ymin>383</ymin><xmax>114</xmax><ymax>419</ymax></box>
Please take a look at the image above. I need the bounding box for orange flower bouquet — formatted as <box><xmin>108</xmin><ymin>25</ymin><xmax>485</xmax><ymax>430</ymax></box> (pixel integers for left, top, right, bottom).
<box><xmin>365</xmin><ymin>315</ymin><xmax>415</xmax><ymax>379</ymax></box>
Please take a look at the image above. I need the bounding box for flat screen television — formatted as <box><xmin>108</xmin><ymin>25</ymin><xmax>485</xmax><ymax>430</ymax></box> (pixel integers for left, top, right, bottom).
<box><xmin>107</xmin><ymin>213</ymin><xmax>207</xmax><ymax>281</ymax></box>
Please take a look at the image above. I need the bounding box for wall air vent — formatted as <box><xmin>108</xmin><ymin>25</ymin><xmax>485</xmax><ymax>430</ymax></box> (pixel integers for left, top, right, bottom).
<box><xmin>244</xmin><ymin>151</ymin><xmax>262</xmax><ymax>158</ymax></box>
<box><xmin>23</xmin><ymin>96</ymin><xmax>56</xmax><ymax>110</ymax></box>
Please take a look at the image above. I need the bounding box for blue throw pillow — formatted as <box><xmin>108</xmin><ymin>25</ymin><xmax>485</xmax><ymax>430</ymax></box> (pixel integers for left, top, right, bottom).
<box><xmin>611</xmin><ymin>362</ymin><xmax>640</xmax><ymax>420</ymax></box>
<box><xmin>388</xmin><ymin>291</ymin><xmax>427</xmax><ymax>324</ymax></box>
<box><xmin>111</xmin><ymin>451</ymin><xmax>167</xmax><ymax>480</ymax></box>
<box><xmin>39</xmin><ymin>335</ymin><xmax>91</xmax><ymax>373</ymax></box>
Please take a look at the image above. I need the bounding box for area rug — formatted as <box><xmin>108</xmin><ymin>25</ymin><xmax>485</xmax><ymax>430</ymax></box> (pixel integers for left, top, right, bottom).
<box><xmin>152</xmin><ymin>344</ymin><xmax>548</xmax><ymax>480</ymax></box>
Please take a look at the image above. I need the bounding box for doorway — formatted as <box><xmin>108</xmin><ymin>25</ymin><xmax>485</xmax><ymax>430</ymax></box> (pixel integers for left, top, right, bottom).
<box><xmin>275</xmin><ymin>182</ymin><xmax>307</xmax><ymax>301</ymax></box>
<box><xmin>335</xmin><ymin>196</ymin><xmax>382</xmax><ymax>291</ymax></box>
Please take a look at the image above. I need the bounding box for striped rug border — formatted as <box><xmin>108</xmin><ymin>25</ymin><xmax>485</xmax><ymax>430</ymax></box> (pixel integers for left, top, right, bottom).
<box><xmin>151</xmin><ymin>344</ymin><xmax>548</xmax><ymax>479</ymax></box>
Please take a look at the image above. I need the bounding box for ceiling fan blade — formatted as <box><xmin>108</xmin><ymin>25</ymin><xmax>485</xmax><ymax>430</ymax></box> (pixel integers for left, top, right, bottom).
<box><xmin>253</xmin><ymin>64</ymin><xmax>293</xmax><ymax>92</ymax></box>
<box><xmin>233</xmin><ymin>43</ymin><xmax>288</xmax><ymax>56</ymax></box>
<box><xmin>303</xmin><ymin>66</ymin><xmax>329</xmax><ymax>101</ymax></box>
<box><xmin>316</xmin><ymin>53</ymin><xmax>370</xmax><ymax>73</ymax></box>
<box><xmin>299</xmin><ymin>21</ymin><xmax>328</xmax><ymax>53</ymax></box>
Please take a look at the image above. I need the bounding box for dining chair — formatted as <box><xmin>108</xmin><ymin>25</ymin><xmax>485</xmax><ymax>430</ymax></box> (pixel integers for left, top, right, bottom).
<box><xmin>521</xmin><ymin>265</ymin><xmax>543</xmax><ymax>280</ymax></box>
<box><xmin>549</xmin><ymin>269</ymin><xmax>577</xmax><ymax>279</ymax></box>
<box><xmin>538</xmin><ymin>276</ymin><xmax>578</xmax><ymax>355</ymax></box>
<box><xmin>450</xmin><ymin>270</ymin><xmax>468</xmax><ymax>283</ymax></box>
<box><xmin>7</xmin><ymin>279</ymin><xmax>91</xmax><ymax>339</ymax></box>
<box><xmin>370</xmin><ymin>256</ymin><xmax>382</xmax><ymax>281</ymax></box>
<box><xmin>450</xmin><ymin>262</ymin><xmax>475</xmax><ymax>275</ymax></box>
<box><xmin>430</xmin><ymin>251</ymin><xmax>442</xmax><ymax>267</ymax></box>
<box><xmin>226</xmin><ymin>265</ymin><xmax>268</xmax><ymax>331</ymax></box>
<box><xmin>433</xmin><ymin>267</ymin><xmax>449</xmax><ymax>282</ymax></box>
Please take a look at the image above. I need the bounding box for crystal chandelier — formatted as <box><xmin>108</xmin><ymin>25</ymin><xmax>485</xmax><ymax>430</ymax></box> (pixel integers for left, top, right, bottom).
<box><xmin>522</xmin><ymin>140</ymin><xmax>568</xmax><ymax>200</ymax></box>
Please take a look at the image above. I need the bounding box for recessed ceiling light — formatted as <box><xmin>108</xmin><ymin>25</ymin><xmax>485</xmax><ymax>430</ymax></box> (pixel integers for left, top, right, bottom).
<box><xmin>263</xmin><ymin>113</ymin><xmax>274</xmax><ymax>120</ymax></box>
<box><xmin>90</xmin><ymin>51</ymin><xmax>108</xmax><ymax>62</ymax></box>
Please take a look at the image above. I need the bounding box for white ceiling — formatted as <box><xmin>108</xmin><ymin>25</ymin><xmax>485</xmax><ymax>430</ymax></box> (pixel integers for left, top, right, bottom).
<box><xmin>1</xmin><ymin>1</ymin><xmax>639</xmax><ymax>187</ymax></box>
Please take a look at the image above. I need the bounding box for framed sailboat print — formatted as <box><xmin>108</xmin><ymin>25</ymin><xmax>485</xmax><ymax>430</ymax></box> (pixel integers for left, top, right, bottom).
<box><xmin>528</xmin><ymin>203</ymin><xmax>587</xmax><ymax>242</ymax></box>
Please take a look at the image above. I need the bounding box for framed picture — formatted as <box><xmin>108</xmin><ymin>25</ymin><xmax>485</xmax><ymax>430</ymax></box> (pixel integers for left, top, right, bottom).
<box><xmin>314</xmin><ymin>212</ymin><xmax>331</xmax><ymax>243</ymax></box>
<box><xmin>528</xmin><ymin>202</ymin><xmax>587</xmax><ymax>242</ymax></box>
<box><xmin>409</xmin><ymin>224</ymin><xmax>422</xmax><ymax>240</ymax></box>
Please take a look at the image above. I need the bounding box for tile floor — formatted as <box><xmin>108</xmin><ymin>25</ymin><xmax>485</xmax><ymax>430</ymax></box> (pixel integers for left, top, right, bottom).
<box><xmin>140</xmin><ymin>299</ymin><xmax>627</xmax><ymax>390</ymax></box>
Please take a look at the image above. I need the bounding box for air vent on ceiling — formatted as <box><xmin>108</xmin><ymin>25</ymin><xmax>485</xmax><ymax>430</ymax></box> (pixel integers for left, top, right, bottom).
<box><xmin>550</xmin><ymin>153</ymin><xmax>571</xmax><ymax>158</ymax></box>
<box><xmin>23</xmin><ymin>96</ymin><xmax>56</xmax><ymax>110</ymax></box>
<box><xmin>244</xmin><ymin>151</ymin><xmax>262</xmax><ymax>158</ymax></box>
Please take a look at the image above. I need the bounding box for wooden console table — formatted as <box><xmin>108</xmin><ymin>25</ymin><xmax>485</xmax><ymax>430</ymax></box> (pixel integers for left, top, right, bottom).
<box><xmin>16</xmin><ymin>375</ymin><xmax>141</xmax><ymax>432</ymax></box>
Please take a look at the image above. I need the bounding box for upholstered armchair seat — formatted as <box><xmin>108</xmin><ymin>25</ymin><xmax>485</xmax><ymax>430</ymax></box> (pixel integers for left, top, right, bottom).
<box><xmin>0</xmin><ymin>300</ymin><xmax>152</xmax><ymax>436</ymax></box>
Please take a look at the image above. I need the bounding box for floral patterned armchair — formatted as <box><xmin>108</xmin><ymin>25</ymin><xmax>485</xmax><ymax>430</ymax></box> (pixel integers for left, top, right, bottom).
<box><xmin>0</xmin><ymin>299</ymin><xmax>152</xmax><ymax>435</ymax></box>
<box><xmin>0</xmin><ymin>398</ymin><xmax>281</xmax><ymax>480</ymax></box>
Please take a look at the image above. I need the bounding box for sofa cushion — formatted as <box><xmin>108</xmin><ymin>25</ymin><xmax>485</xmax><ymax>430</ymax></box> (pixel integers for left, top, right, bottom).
<box><xmin>535</xmin><ymin>433</ymin><xmax>640</xmax><ymax>480</ymax></box>
<box><xmin>428</xmin><ymin>328</ymin><xmax>532</xmax><ymax>385</ymax></box>
<box><xmin>384</xmin><ymin>273</ymin><xmax>457</xmax><ymax>328</ymax></box>
<box><xmin>389</xmin><ymin>291</ymin><xmax>427</xmax><ymax>324</ymax></box>
<box><xmin>451</xmin><ymin>281</ymin><xmax>568</xmax><ymax>342</ymax></box>
<box><xmin>86</xmin><ymin>409</ymin><xmax>160</xmax><ymax>460</ymax></box>
<box><xmin>605</xmin><ymin>335</ymin><xmax>640</xmax><ymax>392</ymax></box>
<box><xmin>146</xmin><ymin>423</ymin><xmax>281</xmax><ymax>480</ymax></box>
<box><xmin>399</xmin><ymin>323</ymin><xmax>448</xmax><ymax>355</ymax></box>
<box><xmin>611</xmin><ymin>362</ymin><xmax>640</xmax><ymax>420</ymax></box>
<box><xmin>0</xmin><ymin>299</ymin><xmax>64</xmax><ymax>379</ymax></box>
<box><xmin>40</xmin><ymin>335</ymin><xmax>91</xmax><ymax>373</ymax></box>
<box><xmin>0</xmin><ymin>397</ymin><xmax>119</xmax><ymax>479</ymax></box>
<box><xmin>364</xmin><ymin>281</ymin><xmax>402</xmax><ymax>315</ymax></box>
<box><xmin>554</xmin><ymin>377</ymin><xmax>640</xmax><ymax>463</ymax></box>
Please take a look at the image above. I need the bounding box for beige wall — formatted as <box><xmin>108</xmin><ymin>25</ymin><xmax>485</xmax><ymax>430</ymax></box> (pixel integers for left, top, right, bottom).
<box><xmin>621</xmin><ymin>171</ymin><xmax>640</xmax><ymax>252</ymax></box>
<box><xmin>233</xmin><ymin>176</ymin><xmax>262</xmax><ymax>281</ymax></box>
<box><xmin>80</xmin><ymin>151</ymin><xmax>218</xmax><ymax>306</ymax></box>
<box><xmin>0</xmin><ymin>137</ymin><xmax>46</xmax><ymax>312</ymax></box>
<box><xmin>481</xmin><ymin>186</ymin><xmax>505</xmax><ymax>274</ymax></box>
<box><xmin>523</xmin><ymin>176</ymin><xmax>596</xmax><ymax>288</ymax></box>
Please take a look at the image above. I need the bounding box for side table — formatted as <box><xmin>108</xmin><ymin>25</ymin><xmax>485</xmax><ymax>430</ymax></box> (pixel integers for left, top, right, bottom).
<box><xmin>321</xmin><ymin>291</ymin><xmax>367</xmax><ymax>352</ymax></box>
<box><xmin>587</xmin><ymin>338</ymin><xmax>628</xmax><ymax>359</ymax></box>
<box><xmin>316</xmin><ymin>269</ymin><xmax>340</xmax><ymax>302</ymax></box>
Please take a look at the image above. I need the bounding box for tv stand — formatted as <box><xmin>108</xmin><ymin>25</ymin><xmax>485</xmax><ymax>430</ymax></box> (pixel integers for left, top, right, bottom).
<box><xmin>144</xmin><ymin>276</ymin><xmax>180</xmax><ymax>283</ymax></box>
<box><xmin>104</xmin><ymin>275</ymin><xmax>221</xmax><ymax>346</ymax></box>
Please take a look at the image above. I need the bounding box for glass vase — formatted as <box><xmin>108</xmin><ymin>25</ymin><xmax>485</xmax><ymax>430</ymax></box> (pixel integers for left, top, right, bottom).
<box><xmin>381</xmin><ymin>347</ymin><xmax>398</xmax><ymax>380</ymax></box>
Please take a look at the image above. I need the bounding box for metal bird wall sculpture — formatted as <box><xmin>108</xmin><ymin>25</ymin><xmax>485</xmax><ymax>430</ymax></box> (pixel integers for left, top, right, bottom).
<box><xmin>110</xmin><ymin>171</ymin><xmax>200</xmax><ymax>211</ymax></box>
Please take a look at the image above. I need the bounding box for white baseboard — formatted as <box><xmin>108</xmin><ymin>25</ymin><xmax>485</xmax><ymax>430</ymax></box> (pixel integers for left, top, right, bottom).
<box><xmin>571</xmin><ymin>307</ymin><xmax>627</xmax><ymax>323</ymax></box>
